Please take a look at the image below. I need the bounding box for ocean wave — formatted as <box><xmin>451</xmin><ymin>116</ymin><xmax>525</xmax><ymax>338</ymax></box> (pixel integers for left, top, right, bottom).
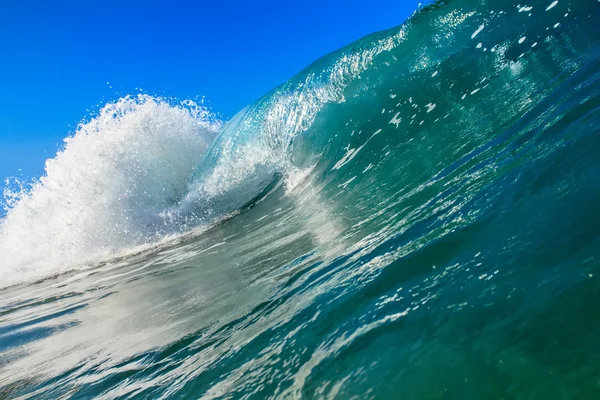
<box><xmin>1</xmin><ymin>0</ymin><xmax>598</xmax><ymax>289</ymax></box>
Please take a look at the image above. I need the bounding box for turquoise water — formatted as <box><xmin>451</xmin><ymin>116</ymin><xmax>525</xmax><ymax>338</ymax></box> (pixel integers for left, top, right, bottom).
<box><xmin>2</xmin><ymin>0</ymin><xmax>600</xmax><ymax>398</ymax></box>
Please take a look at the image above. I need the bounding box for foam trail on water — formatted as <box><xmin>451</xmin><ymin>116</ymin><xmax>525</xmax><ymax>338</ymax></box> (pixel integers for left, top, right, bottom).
<box><xmin>0</xmin><ymin>95</ymin><xmax>220</xmax><ymax>288</ymax></box>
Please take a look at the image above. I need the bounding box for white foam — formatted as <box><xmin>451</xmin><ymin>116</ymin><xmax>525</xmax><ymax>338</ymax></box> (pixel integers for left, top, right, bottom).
<box><xmin>0</xmin><ymin>95</ymin><xmax>220</xmax><ymax>288</ymax></box>
<box><xmin>471</xmin><ymin>24</ymin><xmax>485</xmax><ymax>39</ymax></box>
<box><xmin>389</xmin><ymin>112</ymin><xmax>402</xmax><ymax>127</ymax></box>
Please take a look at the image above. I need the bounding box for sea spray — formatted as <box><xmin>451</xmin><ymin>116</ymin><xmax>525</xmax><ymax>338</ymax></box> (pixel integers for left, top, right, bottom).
<box><xmin>0</xmin><ymin>95</ymin><xmax>219</xmax><ymax>287</ymax></box>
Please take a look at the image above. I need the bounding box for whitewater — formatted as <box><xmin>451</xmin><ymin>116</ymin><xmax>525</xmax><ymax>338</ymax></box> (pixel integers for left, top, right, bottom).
<box><xmin>2</xmin><ymin>0</ymin><xmax>600</xmax><ymax>398</ymax></box>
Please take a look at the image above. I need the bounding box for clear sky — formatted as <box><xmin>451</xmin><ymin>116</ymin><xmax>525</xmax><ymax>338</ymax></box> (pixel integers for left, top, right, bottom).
<box><xmin>0</xmin><ymin>0</ymin><xmax>420</xmax><ymax>181</ymax></box>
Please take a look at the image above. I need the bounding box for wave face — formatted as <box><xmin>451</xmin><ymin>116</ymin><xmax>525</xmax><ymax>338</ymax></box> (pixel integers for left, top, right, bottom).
<box><xmin>2</xmin><ymin>0</ymin><xmax>600</xmax><ymax>398</ymax></box>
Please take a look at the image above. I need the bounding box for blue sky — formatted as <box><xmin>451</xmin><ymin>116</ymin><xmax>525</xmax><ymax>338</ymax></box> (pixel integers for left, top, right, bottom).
<box><xmin>0</xmin><ymin>0</ymin><xmax>420</xmax><ymax>181</ymax></box>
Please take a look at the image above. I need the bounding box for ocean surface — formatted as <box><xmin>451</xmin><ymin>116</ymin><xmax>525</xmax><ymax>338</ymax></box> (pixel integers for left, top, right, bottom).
<box><xmin>1</xmin><ymin>0</ymin><xmax>600</xmax><ymax>398</ymax></box>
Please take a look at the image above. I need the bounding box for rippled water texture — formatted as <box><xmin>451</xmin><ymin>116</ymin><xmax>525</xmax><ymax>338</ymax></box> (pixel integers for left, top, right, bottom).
<box><xmin>1</xmin><ymin>0</ymin><xmax>600</xmax><ymax>398</ymax></box>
